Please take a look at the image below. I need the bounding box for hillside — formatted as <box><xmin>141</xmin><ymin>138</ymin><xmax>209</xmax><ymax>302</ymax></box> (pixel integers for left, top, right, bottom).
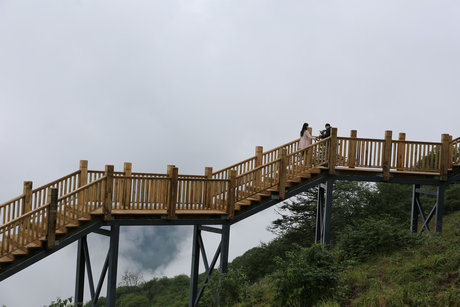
<box><xmin>48</xmin><ymin>183</ymin><xmax>460</xmax><ymax>307</ymax></box>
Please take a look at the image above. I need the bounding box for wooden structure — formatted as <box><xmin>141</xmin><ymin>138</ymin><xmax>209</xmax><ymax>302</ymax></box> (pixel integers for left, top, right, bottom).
<box><xmin>1</xmin><ymin>129</ymin><xmax>459</xmax><ymax>306</ymax></box>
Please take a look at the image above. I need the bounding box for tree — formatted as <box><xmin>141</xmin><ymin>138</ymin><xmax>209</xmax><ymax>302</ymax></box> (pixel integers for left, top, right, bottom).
<box><xmin>119</xmin><ymin>270</ymin><xmax>145</xmax><ymax>287</ymax></box>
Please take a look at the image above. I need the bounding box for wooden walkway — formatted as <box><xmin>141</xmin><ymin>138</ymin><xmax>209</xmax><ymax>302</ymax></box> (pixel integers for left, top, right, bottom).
<box><xmin>1</xmin><ymin>128</ymin><xmax>459</xmax><ymax>274</ymax></box>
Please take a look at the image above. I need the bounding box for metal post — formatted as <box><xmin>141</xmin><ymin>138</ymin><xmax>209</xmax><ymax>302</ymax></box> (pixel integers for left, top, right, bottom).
<box><xmin>410</xmin><ymin>184</ymin><xmax>420</xmax><ymax>233</ymax></box>
<box><xmin>74</xmin><ymin>238</ymin><xmax>86</xmax><ymax>305</ymax></box>
<box><xmin>323</xmin><ymin>179</ymin><xmax>333</xmax><ymax>245</ymax></box>
<box><xmin>435</xmin><ymin>184</ymin><xmax>446</xmax><ymax>232</ymax></box>
<box><xmin>189</xmin><ymin>225</ymin><xmax>200</xmax><ymax>307</ymax></box>
<box><xmin>315</xmin><ymin>185</ymin><xmax>325</xmax><ymax>243</ymax></box>
<box><xmin>220</xmin><ymin>223</ymin><xmax>230</xmax><ymax>273</ymax></box>
<box><xmin>106</xmin><ymin>225</ymin><xmax>120</xmax><ymax>307</ymax></box>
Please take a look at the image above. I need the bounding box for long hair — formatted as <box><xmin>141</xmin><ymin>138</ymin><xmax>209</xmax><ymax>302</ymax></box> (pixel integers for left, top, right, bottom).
<box><xmin>300</xmin><ymin>123</ymin><xmax>308</xmax><ymax>137</ymax></box>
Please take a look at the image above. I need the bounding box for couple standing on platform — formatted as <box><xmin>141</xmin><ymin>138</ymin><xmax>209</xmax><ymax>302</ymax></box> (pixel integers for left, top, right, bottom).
<box><xmin>299</xmin><ymin>123</ymin><xmax>331</xmax><ymax>150</ymax></box>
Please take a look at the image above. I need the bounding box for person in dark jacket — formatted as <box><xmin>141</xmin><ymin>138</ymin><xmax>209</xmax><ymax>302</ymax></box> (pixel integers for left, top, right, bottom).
<box><xmin>319</xmin><ymin>123</ymin><xmax>331</xmax><ymax>139</ymax></box>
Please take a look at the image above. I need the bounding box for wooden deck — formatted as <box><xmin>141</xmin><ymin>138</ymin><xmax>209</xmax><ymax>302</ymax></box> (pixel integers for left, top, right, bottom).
<box><xmin>0</xmin><ymin>128</ymin><xmax>459</xmax><ymax>274</ymax></box>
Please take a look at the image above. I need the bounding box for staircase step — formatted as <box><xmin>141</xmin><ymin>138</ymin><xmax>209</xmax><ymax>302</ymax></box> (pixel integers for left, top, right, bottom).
<box><xmin>287</xmin><ymin>176</ymin><xmax>302</xmax><ymax>184</ymax></box>
<box><xmin>56</xmin><ymin>227</ymin><xmax>69</xmax><ymax>235</ymax></box>
<box><xmin>12</xmin><ymin>247</ymin><xmax>28</xmax><ymax>256</ymax></box>
<box><xmin>25</xmin><ymin>240</ymin><xmax>43</xmax><ymax>249</ymax></box>
<box><xmin>0</xmin><ymin>255</ymin><xmax>15</xmax><ymax>263</ymax></box>
<box><xmin>309</xmin><ymin>167</ymin><xmax>321</xmax><ymax>174</ymax></box>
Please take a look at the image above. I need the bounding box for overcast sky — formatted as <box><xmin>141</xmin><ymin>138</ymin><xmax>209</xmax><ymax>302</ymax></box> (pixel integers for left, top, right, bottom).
<box><xmin>1</xmin><ymin>0</ymin><xmax>460</xmax><ymax>306</ymax></box>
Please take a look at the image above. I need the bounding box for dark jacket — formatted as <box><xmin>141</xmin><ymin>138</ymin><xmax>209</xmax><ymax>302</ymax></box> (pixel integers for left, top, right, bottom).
<box><xmin>321</xmin><ymin>127</ymin><xmax>331</xmax><ymax>139</ymax></box>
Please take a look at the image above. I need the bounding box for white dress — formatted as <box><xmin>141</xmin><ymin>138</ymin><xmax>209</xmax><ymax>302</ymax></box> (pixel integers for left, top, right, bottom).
<box><xmin>299</xmin><ymin>130</ymin><xmax>315</xmax><ymax>148</ymax></box>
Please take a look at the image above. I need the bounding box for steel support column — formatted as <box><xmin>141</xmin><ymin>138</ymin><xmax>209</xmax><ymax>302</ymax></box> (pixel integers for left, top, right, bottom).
<box><xmin>106</xmin><ymin>225</ymin><xmax>120</xmax><ymax>307</ymax></box>
<box><xmin>220</xmin><ymin>223</ymin><xmax>230</xmax><ymax>273</ymax></box>
<box><xmin>189</xmin><ymin>225</ymin><xmax>200</xmax><ymax>307</ymax></box>
<box><xmin>315</xmin><ymin>179</ymin><xmax>333</xmax><ymax>245</ymax></box>
<box><xmin>410</xmin><ymin>184</ymin><xmax>446</xmax><ymax>233</ymax></box>
<box><xmin>188</xmin><ymin>224</ymin><xmax>230</xmax><ymax>307</ymax></box>
<box><xmin>73</xmin><ymin>226</ymin><xmax>120</xmax><ymax>307</ymax></box>
<box><xmin>435</xmin><ymin>184</ymin><xmax>446</xmax><ymax>232</ymax></box>
<box><xmin>74</xmin><ymin>237</ymin><xmax>86</xmax><ymax>306</ymax></box>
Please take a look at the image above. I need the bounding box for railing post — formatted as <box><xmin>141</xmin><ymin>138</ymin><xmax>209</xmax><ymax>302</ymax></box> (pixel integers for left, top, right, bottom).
<box><xmin>79</xmin><ymin>160</ymin><xmax>88</xmax><ymax>186</ymax></box>
<box><xmin>22</xmin><ymin>181</ymin><xmax>33</xmax><ymax>215</ymax></box>
<box><xmin>347</xmin><ymin>130</ymin><xmax>357</xmax><ymax>168</ymax></box>
<box><xmin>448</xmin><ymin>135</ymin><xmax>453</xmax><ymax>169</ymax></box>
<box><xmin>227</xmin><ymin>170</ymin><xmax>237</xmax><ymax>219</ymax></box>
<box><xmin>204</xmin><ymin>167</ymin><xmax>213</xmax><ymax>209</ymax></box>
<box><xmin>78</xmin><ymin>160</ymin><xmax>88</xmax><ymax>214</ymax></box>
<box><xmin>47</xmin><ymin>188</ymin><xmax>58</xmax><ymax>250</ymax></box>
<box><xmin>167</xmin><ymin>166</ymin><xmax>178</xmax><ymax>219</ymax></box>
<box><xmin>328</xmin><ymin>128</ymin><xmax>338</xmax><ymax>175</ymax></box>
<box><xmin>382</xmin><ymin>130</ymin><xmax>393</xmax><ymax>181</ymax></box>
<box><xmin>397</xmin><ymin>133</ymin><xmax>406</xmax><ymax>171</ymax></box>
<box><xmin>122</xmin><ymin>162</ymin><xmax>132</xmax><ymax>209</ymax></box>
<box><xmin>278</xmin><ymin>148</ymin><xmax>287</xmax><ymax>200</ymax></box>
<box><xmin>103</xmin><ymin>165</ymin><xmax>114</xmax><ymax>221</ymax></box>
<box><xmin>255</xmin><ymin>146</ymin><xmax>263</xmax><ymax>187</ymax></box>
<box><xmin>440</xmin><ymin>134</ymin><xmax>450</xmax><ymax>181</ymax></box>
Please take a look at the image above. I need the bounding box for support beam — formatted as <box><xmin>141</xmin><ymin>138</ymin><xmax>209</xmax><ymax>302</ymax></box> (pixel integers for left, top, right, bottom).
<box><xmin>188</xmin><ymin>224</ymin><xmax>231</xmax><ymax>307</ymax></box>
<box><xmin>220</xmin><ymin>224</ymin><xmax>230</xmax><ymax>274</ymax></box>
<box><xmin>106</xmin><ymin>225</ymin><xmax>120</xmax><ymax>307</ymax></box>
<box><xmin>410</xmin><ymin>184</ymin><xmax>446</xmax><ymax>233</ymax></box>
<box><xmin>435</xmin><ymin>184</ymin><xmax>445</xmax><ymax>232</ymax></box>
<box><xmin>315</xmin><ymin>179</ymin><xmax>333</xmax><ymax>245</ymax></box>
<box><xmin>74</xmin><ymin>238</ymin><xmax>86</xmax><ymax>306</ymax></box>
<box><xmin>189</xmin><ymin>225</ymin><xmax>200</xmax><ymax>307</ymax></box>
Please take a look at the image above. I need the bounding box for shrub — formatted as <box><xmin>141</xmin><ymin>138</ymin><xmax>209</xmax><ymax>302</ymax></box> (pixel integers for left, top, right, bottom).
<box><xmin>272</xmin><ymin>244</ymin><xmax>340</xmax><ymax>306</ymax></box>
<box><xmin>335</xmin><ymin>215</ymin><xmax>418</xmax><ymax>262</ymax></box>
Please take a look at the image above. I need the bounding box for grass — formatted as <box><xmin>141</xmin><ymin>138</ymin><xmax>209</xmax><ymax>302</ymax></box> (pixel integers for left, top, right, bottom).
<box><xmin>337</xmin><ymin>211</ymin><xmax>460</xmax><ymax>306</ymax></box>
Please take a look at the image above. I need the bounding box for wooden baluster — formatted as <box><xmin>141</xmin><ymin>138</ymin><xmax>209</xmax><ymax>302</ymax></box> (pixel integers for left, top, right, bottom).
<box><xmin>22</xmin><ymin>181</ymin><xmax>33</xmax><ymax>215</ymax></box>
<box><xmin>397</xmin><ymin>133</ymin><xmax>406</xmax><ymax>171</ymax></box>
<box><xmin>440</xmin><ymin>134</ymin><xmax>450</xmax><ymax>181</ymax></box>
<box><xmin>255</xmin><ymin>146</ymin><xmax>263</xmax><ymax>188</ymax></box>
<box><xmin>328</xmin><ymin>128</ymin><xmax>338</xmax><ymax>175</ymax></box>
<box><xmin>278</xmin><ymin>148</ymin><xmax>287</xmax><ymax>200</ymax></box>
<box><xmin>47</xmin><ymin>188</ymin><xmax>58</xmax><ymax>250</ymax></box>
<box><xmin>348</xmin><ymin>130</ymin><xmax>357</xmax><ymax>168</ymax></box>
<box><xmin>167</xmin><ymin>166</ymin><xmax>178</xmax><ymax>219</ymax></box>
<box><xmin>103</xmin><ymin>165</ymin><xmax>114</xmax><ymax>221</ymax></box>
<box><xmin>227</xmin><ymin>170</ymin><xmax>237</xmax><ymax>219</ymax></box>
<box><xmin>204</xmin><ymin>167</ymin><xmax>213</xmax><ymax>209</ymax></box>
<box><xmin>122</xmin><ymin>162</ymin><xmax>132</xmax><ymax>209</ymax></box>
<box><xmin>382</xmin><ymin>130</ymin><xmax>393</xmax><ymax>181</ymax></box>
<box><xmin>448</xmin><ymin>135</ymin><xmax>453</xmax><ymax>169</ymax></box>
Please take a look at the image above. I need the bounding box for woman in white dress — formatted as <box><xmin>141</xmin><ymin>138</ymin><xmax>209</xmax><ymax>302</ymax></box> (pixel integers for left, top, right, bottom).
<box><xmin>299</xmin><ymin>123</ymin><xmax>316</xmax><ymax>165</ymax></box>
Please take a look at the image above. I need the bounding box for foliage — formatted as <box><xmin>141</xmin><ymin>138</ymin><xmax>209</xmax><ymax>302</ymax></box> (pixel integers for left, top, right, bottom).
<box><xmin>200</xmin><ymin>269</ymin><xmax>249</xmax><ymax>307</ymax></box>
<box><xmin>230</xmin><ymin>236</ymin><xmax>293</xmax><ymax>283</ymax></box>
<box><xmin>46</xmin><ymin>297</ymin><xmax>74</xmax><ymax>307</ymax></box>
<box><xmin>272</xmin><ymin>244</ymin><xmax>340</xmax><ymax>306</ymax></box>
<box><xmin>335</xmin><ymin>215</ymin><xmax>419</xmax><ymax>262</ymax></box>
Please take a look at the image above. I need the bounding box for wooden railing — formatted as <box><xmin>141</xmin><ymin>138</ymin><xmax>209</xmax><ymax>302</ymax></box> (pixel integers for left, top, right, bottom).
<box><xmin>1</xmin><ymin>129</ymin><xmax>459</xmax><ymax>260</ymax></box>
<box><xmin>0</xmin><ymin>171</ymin><xmax>81</xmax><ymax>228</ymax></box>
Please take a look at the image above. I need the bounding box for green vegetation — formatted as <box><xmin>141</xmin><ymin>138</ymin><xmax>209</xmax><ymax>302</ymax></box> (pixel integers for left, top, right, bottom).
<box><xmin>47</xmin><ymin>182</ymin><xmax>460</xmax><ymax>306</ymax></box>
